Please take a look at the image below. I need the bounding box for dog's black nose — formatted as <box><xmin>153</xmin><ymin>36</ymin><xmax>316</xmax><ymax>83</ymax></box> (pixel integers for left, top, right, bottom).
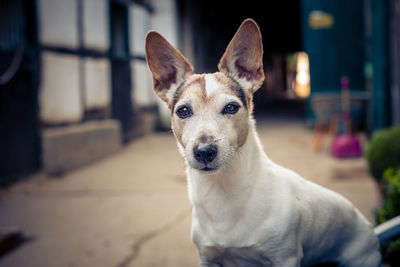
<box><xmin>194</xmin><ymin>143</ymin><xmax>217</xmax><ymax>164</ymax></box>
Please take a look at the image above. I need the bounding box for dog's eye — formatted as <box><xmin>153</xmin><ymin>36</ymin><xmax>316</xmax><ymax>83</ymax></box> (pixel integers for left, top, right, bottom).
<box><xmin>222</xmin><ymin>102</ymin><xmax>240</xmax><ymax>115</ymax></box>
<box><xmin>176</xmin><ymin>105</ymin><xmax>192</xmax><ymax>119</ymax></box>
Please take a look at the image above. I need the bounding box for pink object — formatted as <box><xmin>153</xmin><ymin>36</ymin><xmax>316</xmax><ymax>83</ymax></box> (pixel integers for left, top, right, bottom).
<box><xmin>331</xmin><ymin>76</ymin><xmax>362</xmax><ymax>158</ymax></box>
<box><xmin>331</xmin><ymin>134</ymin><xmax>362</xmax><ymax>158</ymax></box>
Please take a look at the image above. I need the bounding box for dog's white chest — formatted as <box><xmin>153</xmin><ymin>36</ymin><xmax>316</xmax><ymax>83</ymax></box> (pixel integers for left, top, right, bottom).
<box><xmin>199</xmin><ymin>246</ymin><xmax>273</xmax><ymax>267</ymax></box>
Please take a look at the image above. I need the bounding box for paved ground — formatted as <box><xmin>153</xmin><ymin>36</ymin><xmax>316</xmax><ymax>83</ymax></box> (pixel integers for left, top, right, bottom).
<box><xmin>0</xmin><ymin>119</ymin><xmax>381</xmax><ymax>267</ymax></box>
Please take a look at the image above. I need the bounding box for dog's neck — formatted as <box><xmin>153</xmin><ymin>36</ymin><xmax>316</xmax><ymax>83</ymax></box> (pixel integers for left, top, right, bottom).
<box><xmin>185</xmin><ymin>118</ymin><xmax>273</xmax><ymax>228</ymax></box>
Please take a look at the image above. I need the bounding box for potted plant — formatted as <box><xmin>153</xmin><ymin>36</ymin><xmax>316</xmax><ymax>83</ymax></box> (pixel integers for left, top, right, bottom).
<box><xmin>365</xmin><ymin>127</ymin><xmax>400</xmax><ymax>182</ymax></box>
<box><xmin>376</xmin><ymin>168</ymin><xmax>400</xmax><ymax>266</ymax></box>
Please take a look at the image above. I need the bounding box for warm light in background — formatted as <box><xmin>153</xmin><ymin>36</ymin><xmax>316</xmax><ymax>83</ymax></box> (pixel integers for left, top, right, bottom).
<box><xmin>294</xmin><ymin>52</ymin><xmax>310</xmax><ymax>98</ymax></box>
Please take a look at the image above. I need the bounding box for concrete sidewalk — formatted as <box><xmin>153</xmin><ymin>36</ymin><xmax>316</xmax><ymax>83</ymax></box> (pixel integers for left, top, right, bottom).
<box><xmin>0</xmin><ymin>120</ymin><xmax>381</xmax><ymax>267</ymax></box>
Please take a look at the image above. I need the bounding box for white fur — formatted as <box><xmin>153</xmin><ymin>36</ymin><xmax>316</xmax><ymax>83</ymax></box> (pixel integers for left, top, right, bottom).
<box><xmin>205</xmin><ymin>74</ymin><xmax>220</xmax><ymax>97</ymax></box>
<box><xmin>234</xmin><ymin>74</ymin><xmax>256</xmax><ymax>92</ymax></box>
<box><xmin>184</xmin><ymin>119</ymin><xmax>381</xmax><ymax>266</ymax></box>
<box><xmin>165</xmin><ymin>81</ymin><xmax>181</xmax><ymax>104</ymax></box>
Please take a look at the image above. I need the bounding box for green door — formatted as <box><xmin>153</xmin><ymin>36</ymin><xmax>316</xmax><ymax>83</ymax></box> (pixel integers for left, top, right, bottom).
<box><xmin>301</xmin><ymin>0</ymin><xmax>390</xmax><ymax>130</ymax></box>
<box><xmin>301</xmin><ymin>0</ymin><xmax>365</xmax><ymax>93</ymax></box>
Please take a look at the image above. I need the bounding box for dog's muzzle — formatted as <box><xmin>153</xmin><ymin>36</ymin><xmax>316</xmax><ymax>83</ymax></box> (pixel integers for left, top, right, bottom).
<box><xmin>193</xmin><ymin>143</ymin><xmax>217</xmax><ymax>170</ymax></box>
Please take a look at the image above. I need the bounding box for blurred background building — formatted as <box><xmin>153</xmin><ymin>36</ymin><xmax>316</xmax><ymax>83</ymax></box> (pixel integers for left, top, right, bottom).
<box><xmin>1</xmin><ymin>0</ymin><xmax>399</xmax><ymax>184</ymax></box>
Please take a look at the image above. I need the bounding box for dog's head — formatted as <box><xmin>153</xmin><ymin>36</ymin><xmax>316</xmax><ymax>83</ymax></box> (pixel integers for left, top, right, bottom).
<box><xmin>145</xmin><ymin>19</ymin><xmax>264</xmax><ymax>172</ymax></box>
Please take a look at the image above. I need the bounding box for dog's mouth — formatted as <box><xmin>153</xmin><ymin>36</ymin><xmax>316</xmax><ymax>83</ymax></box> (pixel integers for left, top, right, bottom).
<box><xmin>189</xmin><ymin>161</ymin><xmax>220</xmax><ymax>173</ymax></box>
<box><xmin>200</xmin><ymin>166</ymin><xmax>216</xmax><ymax>172</ymax></box>
<box><xmin>197</xmin><ymin>161</ymin><xmax>223</xmax><ymax>173</ymax></box>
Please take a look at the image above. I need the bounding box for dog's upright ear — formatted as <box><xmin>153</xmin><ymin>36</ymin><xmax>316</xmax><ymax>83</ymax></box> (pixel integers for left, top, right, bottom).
<box><xmin>218</xmin><ymin>19</ymin><xmax>264</xmax><ymax>95</ymax></box>
<box><xmin>146</xmin><ymin>31</ymin><xmax>194</xmax><ymax>108</ymax></box>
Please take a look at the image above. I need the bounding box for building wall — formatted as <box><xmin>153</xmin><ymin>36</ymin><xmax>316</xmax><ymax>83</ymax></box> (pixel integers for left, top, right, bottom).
<box><xmin>40</xmin><ymin>52</ymin><xmax>82</xmax><ymax>123</ymax></box>
<box><xmin>129</xmin><ymin>3</ymin><xmax>155</xmax><ymax>108</ymax></box>
<box><xmin>83</xmin><ymin>0</ymin><xmax>109</xmax><ymax>50</ymax></box>
<box><xmin>38</xmin><ymin>0</ymin><xmax>110</xmax><ymax>124</ymax></box>
<box><xmin>0</xmin><ymin>0</ymin><xmax>41</xmax><ymax>182</ymax></box>
<box><xmin>147</xmin><ymin>0</ymin><xmax>180</xmax><ymax>128</ymax></box>
<box><xmin>38</xmin><ymin>0</ymin><xmax>179</xmax><ymax>129</ymax></box>
<box><xmin>83</xmin><ymin>0</ymin><xmax>110</xmax><ymax>111</ymax></box>
<box><xmin>84</xmin><ymin>58</ymin><xmax>111</xmax><ymax>110</ymax></box>
<box><xmin>39</xmin><ymin>0</ymin><xmax>79</xmax><ymax>49</ymax></box>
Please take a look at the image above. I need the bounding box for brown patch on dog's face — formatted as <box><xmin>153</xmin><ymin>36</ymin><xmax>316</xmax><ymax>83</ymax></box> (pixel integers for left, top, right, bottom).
<box><xmin>209</xmin><ymin>72</ymin><xmax>250</xmax><ymax>148</ymax></box>
<box><xmin>171</xmin><ymin>74</ymin><xmax>206</xmax><ymax>146</ymax></box>
<box><xmin>212</xmin><ymin>72</ymin><xmax>251</xmax><ymax>112</ymax></box>
<box><xmin>171</xmin><ymin>72</ymin><xmax>250</xmax><ymax>172</ymax></box>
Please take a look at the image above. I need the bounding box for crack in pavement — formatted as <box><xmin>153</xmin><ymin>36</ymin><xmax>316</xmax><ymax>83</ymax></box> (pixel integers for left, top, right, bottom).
<box><xmin>115</xmin><ymin>207</ymin><xmax>192</xmax><ymax>267</ymax></box>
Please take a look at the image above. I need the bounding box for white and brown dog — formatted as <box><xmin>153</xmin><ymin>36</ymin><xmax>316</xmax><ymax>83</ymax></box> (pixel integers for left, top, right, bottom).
<box><xmin>145</xmin><ymin>19</ymin><xmax>381</xmax><ymax>267</ymax></box>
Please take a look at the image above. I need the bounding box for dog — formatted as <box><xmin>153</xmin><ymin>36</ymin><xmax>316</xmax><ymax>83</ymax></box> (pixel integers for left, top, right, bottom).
<box><xmin>145</xmin><ymin>18</ymin><xmax>381</xmax><ymax>267</ymax></box>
